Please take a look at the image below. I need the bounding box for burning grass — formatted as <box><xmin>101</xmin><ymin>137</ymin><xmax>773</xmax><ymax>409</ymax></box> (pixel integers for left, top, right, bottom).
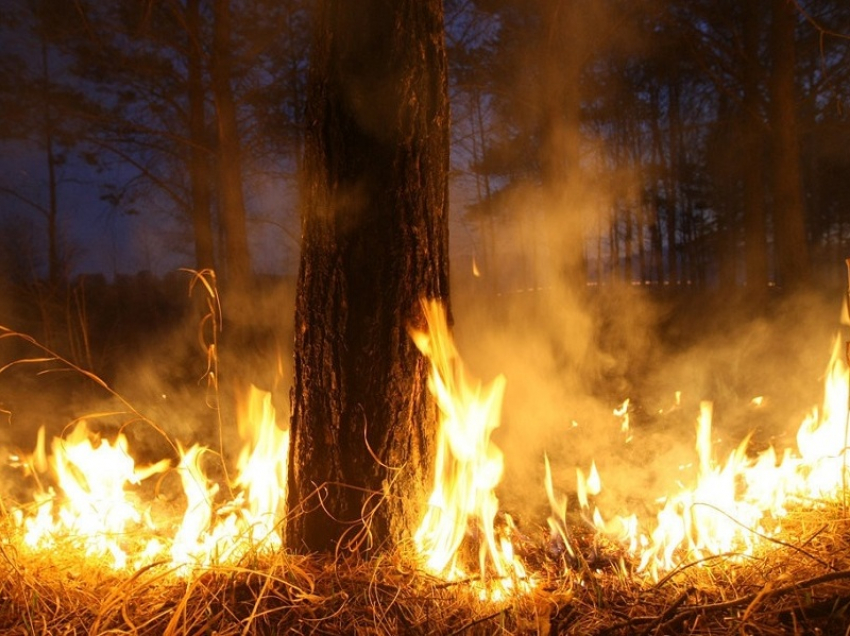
<box><xmin>0</xmin><ymin>513</ymin><xmax>565</xmax><ymax>636</ymax></box>
<box><xmin>2</xmin><ymin>504</ymin><xmax>850</xmax><ymax>634</ymax></box>
<box><xmin>6</xmin><ymin>281</ymin><xmax>850</xmax><ymax>633</ymax></box>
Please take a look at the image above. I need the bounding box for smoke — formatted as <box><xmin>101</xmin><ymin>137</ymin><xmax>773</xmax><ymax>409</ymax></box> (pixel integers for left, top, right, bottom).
<box><xmin>439</xmin><ymin>0</ymin><xmax>847</xmax><ymax>529</ymax></box>
<box><xmin>451</xmin><ymin>258</ymin><xmax>841</xmax><ymax>526</ymax></box>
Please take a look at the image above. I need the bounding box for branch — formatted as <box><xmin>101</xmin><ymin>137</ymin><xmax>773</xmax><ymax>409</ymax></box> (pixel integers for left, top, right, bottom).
<box><xmin>0</xmin><ymin>186</ymin><xmax>49</xmax><ymax>219</ymax></box>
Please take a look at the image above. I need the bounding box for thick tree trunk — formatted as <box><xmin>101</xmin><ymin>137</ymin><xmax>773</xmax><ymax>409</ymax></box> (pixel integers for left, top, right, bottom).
<box><xmin>769</xmin><ymin>0</ymin><xmax>809</xmax><ymax>290</ymax></box>
<box><xmin>286</xmin><ymin>0</ymin><xmax>450</xmax><ymax>554</ymax></box>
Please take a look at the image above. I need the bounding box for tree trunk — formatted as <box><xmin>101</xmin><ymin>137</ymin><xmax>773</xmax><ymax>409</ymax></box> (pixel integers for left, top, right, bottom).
<box><xmin>286</xmin><ymin>0</ymin><xmax>450</xmax><ymax>554</ymax></box>
<box><xmin>211</xmin><ymin>0</ymin><xmax>252</xmax><ymax>289</ymax></box>
<box><xmin>769</xmin><ymin>0</ymin><xmax>809</xmax><ymax>290</ymax></box>
<box><xmin>666</xmin><ymin>81</ymin><xmax>682</xmax><ymax>284</ymax></box>
<box><xmin>742</xmin><ymin>0</ymin><xmax>768</xmax><ymax>295</ymax></box>
<box><xmin>648</xmin><ymin>85</ymin><xmax>666</xmax><ymax>285</ymax></box>
<box><xmin>186</xmin><ymin>0</ymin><xmax>215</xmax><ymax>273</ymax></box>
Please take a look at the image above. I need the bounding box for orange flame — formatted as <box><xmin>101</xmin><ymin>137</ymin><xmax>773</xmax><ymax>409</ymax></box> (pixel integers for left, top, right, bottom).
<box><xmin>170</xmin><ymin>384</ymin><xmax>289</xmax><ymax>569</ymax></box>
<box><xmin>21</xmin><ymin>421</ymin><xmax>169</xmax><ymax>569</ymax></box>
<box><xmin>14</xmin><ymin>384</ymin><xmax>288</xmax><ymax>574</ymax></box>
<box><xmin>566</xmin><ymin>333</ymin><xmax>850</xmax><ymax>579</ymax></box>
<box><xmin>411</xmin><ymin>299</ymin><xmax>529</xmax><ymax>597</ymax></box>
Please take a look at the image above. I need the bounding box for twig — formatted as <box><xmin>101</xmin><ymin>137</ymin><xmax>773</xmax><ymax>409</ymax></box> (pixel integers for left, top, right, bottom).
<box><xmin>653</xmin><ymin>568</ymin><xmax>850</xmax><ymax>629</ymax></box>
<box><xmin>449</xmin><ymin>608</ymin><xmax>507</xmax><ymax>635</ymax></box>
<box><xmin>638</xmin><ymin>586</ymin><xmax>692</xmax><ymax>636</ymax></box>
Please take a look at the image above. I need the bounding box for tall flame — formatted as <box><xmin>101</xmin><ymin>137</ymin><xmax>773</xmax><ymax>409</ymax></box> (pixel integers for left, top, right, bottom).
<box><xmin>411</xmin><ymin>299</ymin><xmax>528</xmax><ymax>595</ymax></box>
<box><xmin>170</xmin><ymin>384</ymin><xmax>289</xmax><ymax>568</ymax></box>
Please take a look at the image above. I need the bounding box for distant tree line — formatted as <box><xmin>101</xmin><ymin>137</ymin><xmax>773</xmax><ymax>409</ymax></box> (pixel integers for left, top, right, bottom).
<box><xmin>0</xmin><ymin>0</ymin><xmax>848</xmax><ymax>307</ymax></box>
<box><xmin>449</xmin><ymin>0</ymin><xmax>850</xmax><ymax>296</ymax></box>
<box><xmin>0</xmin><ymin>0</ymin><xmax>309</xmax><ymax>364</ymax></box>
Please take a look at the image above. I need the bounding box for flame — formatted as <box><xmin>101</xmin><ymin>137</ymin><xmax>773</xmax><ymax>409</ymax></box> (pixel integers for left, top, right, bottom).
<box><xmin>543</xmin><ymin>455</ymin><xmax>576</xmax><ymax>559</ymax></box>
<box><xmin>234</xmin><ymin>385</ymin><xmax>289</xmax><ymax>547</ymax></box>
<box><xmin>168</xmin><ymin>384</ymin><xmax>289</xmax><ymax>569</ymax></box>
<box><xmin>615</xmin><ymin>398</ymin><xmax>632</xmax><ymax>442</ymax></box>
<box><xmin>21</xmin><ymin>421</ymin><xmax>169</xmax><ymax>569</ymax></box>
<box><xmin>411</xmin><ymin>299</ymin><xmax>529</xmax><ymax>597</ymax></box>
<box><xmin>571</xmin><ymin>333</ymin><xmax>850</xmax><ymax>579</ymax></box>
<box><xmin>14</xmin><ymin>385</ymin><xmax>288</xmax><ymax>574</ymax></box>
<box><xmin>9</xmin><ymin>299</ymin><xmax>850</xmax><ymax>594</ymax></box>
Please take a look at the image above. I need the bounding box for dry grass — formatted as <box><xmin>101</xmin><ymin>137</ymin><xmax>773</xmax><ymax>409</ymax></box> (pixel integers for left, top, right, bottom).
<box><xmin>4</xmin><ymin>283</ymin><xmax>850</xmax><ymax>634</ymax></box>
<box><xmin>2</xmin><ymin>503</ymin><xmax>850</xmax><ymax>635</ymax></box>
<box><xmin>0</xmin><ymin>511</ymin><xmax>566</xmax><ymax>635</ymax></box>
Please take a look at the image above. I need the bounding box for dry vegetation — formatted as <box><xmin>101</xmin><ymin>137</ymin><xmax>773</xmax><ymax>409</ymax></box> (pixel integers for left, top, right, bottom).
<box><xmin>2</xmin><ymin>503</ymin><xmax>850</xmax><ymax>635</ymax></box>
<box><xmin>2</xmin><ymin>280</ymin><xmax>850</xmax><ymax>634</ymax></box>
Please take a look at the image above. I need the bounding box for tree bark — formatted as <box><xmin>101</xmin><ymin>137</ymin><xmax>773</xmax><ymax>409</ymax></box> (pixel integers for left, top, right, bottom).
<box><xmin>286</xmin><ymin>0</ymin><xmax>450</xmax><ymax>554</ymax></box>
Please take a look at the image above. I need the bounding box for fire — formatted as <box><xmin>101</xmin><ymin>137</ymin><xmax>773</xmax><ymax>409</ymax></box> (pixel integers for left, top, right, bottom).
<box><xmin>411</xmin><ymin>299</ymin><xmax>530</xmax><ymax>598</ymax></box>
<box><xmin>13</xmin><ymin>384</ymin><xmax>288</xmax><ymax>574</ymax></box>
<box><xmin>557</xmin><ymin>333</ymin><xmax>850</xmax><ymax>580</ymax></box>
<box><xmin>8</xmin><ymin>296</ymin><xmax>850</xmax><ymax>598</ymax></box>
<box><xmin>173</xmin><ymin>384</ymin><xmax>289</xmax><ymax>567</ymax></box>
<box><xmin>20</xmin><ymin>421</ymin><xmax>169</xmax><ymax>569</ymax></box>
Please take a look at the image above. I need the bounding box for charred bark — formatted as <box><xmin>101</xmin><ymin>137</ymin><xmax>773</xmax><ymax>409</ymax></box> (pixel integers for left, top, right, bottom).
<box><xmin>286</xmin><ymin>0</ymin><xmax>450</xmax><ymax>554</ymax></box>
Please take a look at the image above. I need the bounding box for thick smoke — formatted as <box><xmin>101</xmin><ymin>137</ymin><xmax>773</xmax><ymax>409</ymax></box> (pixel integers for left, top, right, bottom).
<box><xmin>439</xmin><ymin>0</ymin><xmax>847</xmax><ymax>529</ymax></box>
<box><xmin>450</xmin><ymin>228</ymin><xmax>841</xmax><ymax>526</ymax></box>
<box><xmin>447</xmin><ymin>100</ymin><xmax>841</xmax><ymax>525</ymax></box>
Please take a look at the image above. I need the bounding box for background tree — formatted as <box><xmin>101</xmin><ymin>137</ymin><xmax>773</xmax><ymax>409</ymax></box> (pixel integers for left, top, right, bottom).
<box><xmin>210</xmin><ymin>0</ymin><xmax>252</xmax><ymax>289</ymax></box>
<box><xmin>43</xmin><ymin>0</ymin><xmax>309</xmax><ymax>281</ymax></box>
<box><xmin>286</xmin><ymin>0</ymin><xmax>450</xmax><ymax>553</ymax></box>
<box><xmin>0</xmin><ymin>0</ymin><xmax>102</xmax><ymax>353</ymax></box>
<box><xmin>769</xmin><ymin>0</ymin><xmax>809</xmax><ymax>290</ymax></box>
